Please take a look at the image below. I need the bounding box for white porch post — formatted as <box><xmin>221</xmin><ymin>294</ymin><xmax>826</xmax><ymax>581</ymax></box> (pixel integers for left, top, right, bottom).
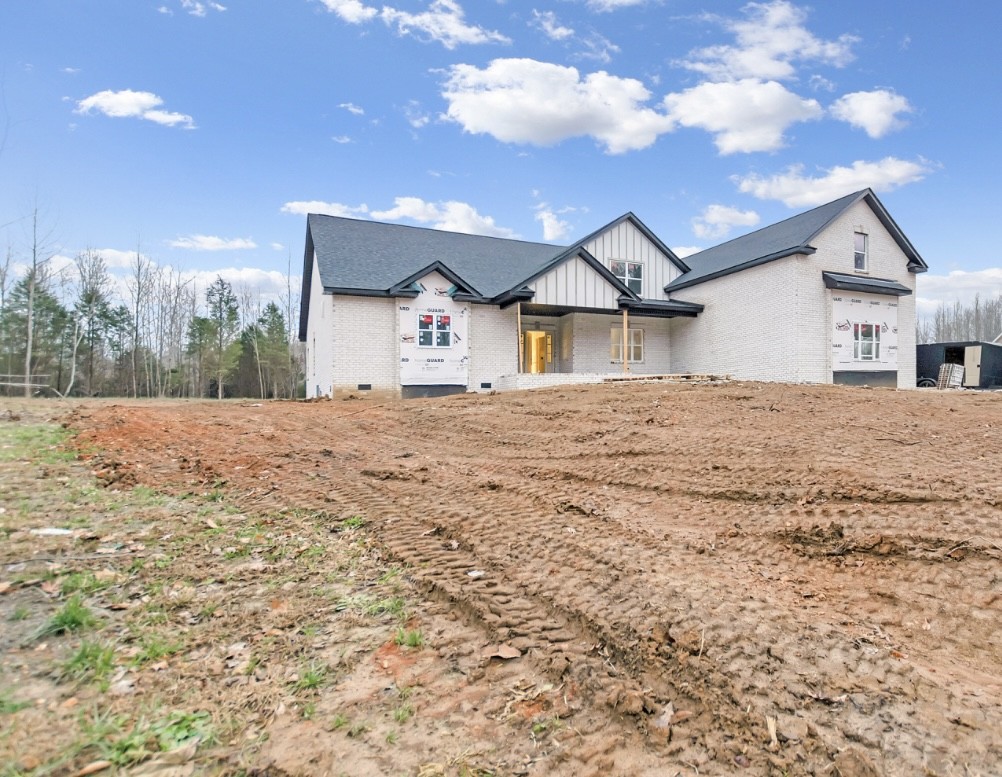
<box><xmin>516</xmin><ymin>302</ymin><xmax>523</xmax><ymax>374</ymax></box>
<box><xmin>622</xmin><ymin>308</ymin><xmax>629</xmax><ymax>375</ymax></box>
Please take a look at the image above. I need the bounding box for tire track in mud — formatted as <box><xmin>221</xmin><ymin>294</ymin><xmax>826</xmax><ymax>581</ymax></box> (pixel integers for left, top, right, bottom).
<box><xmin>321</xmin><ymin>461</ymin><xmax>831</xmax><ymax>773</ymax></box>
<box><xmin>315</xmin><ymin>444</ymin><xmax>1002</xmax><ymax>777</ymax></box>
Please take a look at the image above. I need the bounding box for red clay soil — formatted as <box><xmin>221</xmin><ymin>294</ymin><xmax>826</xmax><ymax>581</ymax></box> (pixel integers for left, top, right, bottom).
<box><xmin>68</xmin><ymin>381</ymin><xmax>1002</xmax><ymax>776</ymax></box>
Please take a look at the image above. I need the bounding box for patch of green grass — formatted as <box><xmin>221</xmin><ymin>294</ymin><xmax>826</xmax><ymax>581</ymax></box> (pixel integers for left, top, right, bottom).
<box><xmin>60</xmin><ymin>571</ymin><xmax>113</xmax><ymax>597</ymax></box>
<box><xmin>394</xmin><ymin>628</ymin><xmax>424</xmax><ymax>649</ymax></box>
<box><xmin>132</xmin><ymin>633</ymin><xmax>184</xmax><ymax>665</ymax></box>
<box><xmin>340</xmin><ymin>515</ymin><xmax>365</xmax><ymax>530</ymax></box>
<box><xmin>301</xmin><ymin>702</ymin><xmax>317</xmax><ymax>720</ymax></box>
<box><xmin>0</xmin><ymin>424</ymin><xmax>74</xmax><ymax>464</ymax></box>
<box><xmin>129</xmin><ymin>485</ymin><xmax>165</xmax><ymax>506</ymax></box>
<box><xmin>366</xmin><ymin>596</ymin><xmax>407</xmax><ymax>619</ymax></box>
<box><xmin>292</xmin><ymin>661</ymin><xmax>328</xmax><ymax>692</ymax></box>
<box><xmin>385</xmin><ymin>730</ymin><xmax>398</xmax><ymax>745</ymax></box>
<box><xmin>33</xmin><ymin>595</ymin><xmax>98</xmax><ymax>640</ymax></box>
<box><xmin>8</xmin><ymin>604</ymin><xmax>30</xmax><ymax>622</ymax></box>
<box><xmin>330</xmin><ymin>713</ymin><xmax>350</xmax><ymax>730</ymax></box>
<box><xmin>151</xmin><ymin>710</ymin><xmax>215</xmax><ymax>751</ymax></box>
<box><xmin>79</xmin><ymin>708</ymin><xmax>215</xmax><ymax>767</ymax></box>
<box><xmin>0</xmin><ymin>691</ymin><xmax>30</xmax><ymax>715</ymax></box>
<box><xmin>393</xmin><ymin>703</ymin><xmax>414</xmax><ymax>724</ymax></box>
<box><xmin>63</xmin><ymin>640</ymin><xmax>116</xmax><ymax>689</ymax></box>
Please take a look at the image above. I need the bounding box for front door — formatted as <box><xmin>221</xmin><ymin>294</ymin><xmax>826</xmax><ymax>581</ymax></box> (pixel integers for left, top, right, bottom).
<box><xmin>523</xmin><ymin>330</ymin><xmax>553</xmax><ymax>374</ymax></box>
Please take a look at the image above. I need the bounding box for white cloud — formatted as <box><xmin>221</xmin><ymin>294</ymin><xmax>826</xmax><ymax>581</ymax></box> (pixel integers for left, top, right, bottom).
<box><xmin>371</xmin><ymin>197</ymin><xmax>516</xmax><ymax>237</ymax></box>
<box><xmin>734</xmin><ymin>157</ymin><xmax>933</xmax><ymax>207</ymax></box>
<box><xmin>663</xmin><ymin>78</ymin><xmax>822</xmax><ymax>154</ymax></box>
<box><xmin>917</xmin><ymin>270</ymin><xmax>1002</xmax><ymax>317</ymax></box>
<box><xmin>534</xmin><ymin>206</ymin><xmax>572</xmax><ymax>241</ymax></box>
<box><xmin>281</xmin><ymin>196</ymin><xmax>515</xmax><ymax>238</ymax></box>
<box><xmin>339</xmin><ymin>102</ymin><xmax>364</xmax><ymax>115</ymax></box>
<box><xmin>691</xmin><ymin>204</ymin><xmax>760</xmax><ymax>240</ymax></box>
<box><xmin>678</xmin><ymin>1</ymin><xmax>858</xmax><ymax>82</ymax></box>
<box><xmin>672</xmin><ymin>245</ymin><xmax>704</xmax><ymax>259</ymax></box>
<box><xmin>270</xmin><ymin>243</ymin><xmax>285</xmax><ymax>251</ymax></box>
<box><xmin>168</xmin><ymin>235</ymin><xmax>257</xmax><ymax>251</ymax></box>
<box><xmin>280</xmin><ymin>201</ymin><xmax>370</xmax><ymax>217</ymax></box>
<box><xmin>186</xmin><ymin>267</ymin><xmax>293</xmax><ymax>298</ymax></box>
<box><xmin>586</xmin><ymin>0</ymin><xmax>649</xmax><ymax>10</ymax></box>
<box><xmin>830</xmin><ymin>89</ymin><xmax>913</xmax><ymax>138</ymax></box>
<box><xmin>577</xmin><ymin>32</ymin><xmax>621</xmax><ymax>64</ymax></box>
<box><xmin>532</xmin><ymin>10</ymin><xmax>575</xmax><ymax>41</ymax></box>
<box><xmin>331</xmin><ymin>135</ymin><xmax>352</xmax><ymax>143</ymax></box>
<box><xmin>181</xmin><ymin>0</ymin><xmax>226</xmax><ymax>16</ymax></box>
<box><xmin>317</xmin><ymin>0</ymin><xmax>378</xmax><ymax>24</ymax></box>
<box><xmin>442</xmin><ymin>58</ymin><xmax>674</xmax><ymax>154</ymax></box>
<box><xmin>381</xmin><ymin>0</ymin><xmax>509</xmax><ymax>49</ymax></box>
<box><xmin>76</xmin><ymin>89</ymin><xmax>195</xmax><ymax>129</ymax></box>
<box><xmin>404</xmin><ymin>100</ymin><xmax>431</xmax><ymax>128</ymax></box>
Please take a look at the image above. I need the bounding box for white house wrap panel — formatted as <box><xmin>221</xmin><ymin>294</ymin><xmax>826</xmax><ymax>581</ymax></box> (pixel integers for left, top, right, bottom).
<box><xmin>398</xmin><ymin>272</ymin><xmax>470</xmax><ymax>386</ymax></box>
<box><xmin>831</xmin><ymin>293</ymin><xmax>899</xmax><ymax>372</ymax></box>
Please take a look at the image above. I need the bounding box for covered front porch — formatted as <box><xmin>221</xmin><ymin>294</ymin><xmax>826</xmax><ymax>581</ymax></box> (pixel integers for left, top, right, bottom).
<box><xmin>500</xmin><ymin>298</ymin><xmax>703</xmax><ymax>389</ymax></box>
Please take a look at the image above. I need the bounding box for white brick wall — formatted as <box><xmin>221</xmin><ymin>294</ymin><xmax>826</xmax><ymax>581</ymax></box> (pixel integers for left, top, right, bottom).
<box><xmin>331</xmin><ymin>296</ymin><xmax>398</xmax><ymax>393</ymax></box>
<box><xmin>469</xmin><ymin>306</ymin><xmax>518</xmax><ymax>390</ymax></box>
<box><xmin>569</xmin><ymin>312</ymin><xmax>672</xmax><ymax>374</ymax></box>
<box><xmin>305</xmin><ymin>258</ymin><xmax>335</xmax><ymax>398</ymax></box>
<box><xmin>670</xmin><ymin>199</ymin><xmax>919</xmax><ymax>388</ymax></box>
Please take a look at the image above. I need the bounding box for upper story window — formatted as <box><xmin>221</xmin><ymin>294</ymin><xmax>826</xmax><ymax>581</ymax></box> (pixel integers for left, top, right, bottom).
<box><xmin>611</xmin><ymin>260</ymin><xmax>643</xmax><ymax>294</ymax></box>
<box><xmin>854</xmin><ymin>232</ymin><xmax>868</xmax><ymax>272</ymax></box>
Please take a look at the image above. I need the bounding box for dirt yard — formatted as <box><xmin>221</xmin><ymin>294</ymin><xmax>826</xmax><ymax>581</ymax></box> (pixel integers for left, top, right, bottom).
<box><xmin>3</xmin><ymin>381</ymin><xmax>1001</xmax><ymax>776</ymax></box>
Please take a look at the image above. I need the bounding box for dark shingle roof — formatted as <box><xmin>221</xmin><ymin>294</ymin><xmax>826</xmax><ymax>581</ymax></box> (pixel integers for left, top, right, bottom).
<box><xmin>667</xmin><ymin>189</ymin><xmax>927</xmax><ymax>292</ymax></box>
<box><xmin>306</xmin><ymin>214</ymin><xmax>563</xmax><ymax>298</ymax></box>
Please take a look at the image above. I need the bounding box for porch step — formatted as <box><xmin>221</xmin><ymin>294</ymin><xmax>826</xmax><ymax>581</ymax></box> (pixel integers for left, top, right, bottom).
<box><xmin>603</xmin><ymin>373</ymin><xmax>731</xmax><ymax>383</ymax></box>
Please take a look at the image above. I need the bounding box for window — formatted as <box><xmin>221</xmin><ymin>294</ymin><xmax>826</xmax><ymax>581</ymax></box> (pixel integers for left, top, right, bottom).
<box><xmin>853</xmin><ymin>323</ymin><xmax>880</xmax><ymax>360</ymax></box>
<box><xmin>611</xmin><ymin>260</ymin><xmax>643</xmax><ymax>294</ymax></box>
<box><xmin>854</xmin><ymin>232</ymin><xmax>868</xmax><ymax>271</ymax></box>
<box><xmin>418</xmin><ymin>313</ymin><xmax>452</xmax><ymax>347</ymax></box>
<box><xmin>610</xmin><ymin>327</ymin><xmax>644</xmax><ymax>362</ymax></box>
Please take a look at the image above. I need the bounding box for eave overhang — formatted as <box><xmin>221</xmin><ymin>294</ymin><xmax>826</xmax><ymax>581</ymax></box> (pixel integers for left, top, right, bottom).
<box><xmin>822</xmin><ymin>271</ymin><xmax>913</xmax><ymax>296</ymax></box>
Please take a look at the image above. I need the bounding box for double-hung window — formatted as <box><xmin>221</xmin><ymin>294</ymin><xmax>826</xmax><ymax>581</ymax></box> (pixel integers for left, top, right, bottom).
<box><xmin>611</xmin><ymin>260</ymin><xmax>643</xmax><ymax>294</ymax></box>
<box><xmin>418</xmin><ymin>313</ymin><xmax>452</xmax><ymax>347</ymax></box>
<box><xmin>853</xmin><ymin>323</ymin><xmax>879</xmax><ymax>360</ymax></box>
<box><xmin>854</xmin><ymin>232</ymin><xmax>868</xmax><ymax>272</ymax></box>
<box><xmin>610</xmin><ymin>328</ymin><xmax>643</xmax><ymax>363</ymax></box>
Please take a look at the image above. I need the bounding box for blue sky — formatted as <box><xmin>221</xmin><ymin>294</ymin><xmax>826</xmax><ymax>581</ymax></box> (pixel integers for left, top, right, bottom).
<box><xmin>2</xmin><ymin>0</ymin><xmax>1000</xmax><ymax>316</ymax></box>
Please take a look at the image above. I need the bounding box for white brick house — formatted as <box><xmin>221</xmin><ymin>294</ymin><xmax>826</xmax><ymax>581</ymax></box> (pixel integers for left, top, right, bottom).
<box><xmin>299</xmin><ymin>189</ymin><xmax>927</xmax><ymax>397</ymax></box>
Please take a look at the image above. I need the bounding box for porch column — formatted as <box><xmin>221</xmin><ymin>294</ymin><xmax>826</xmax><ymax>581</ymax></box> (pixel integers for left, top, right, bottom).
<box><xmin>622</xmin><ymin>308</ymin><xmax>629</xmax><ymax>375</ymax></box>
<box><xmin>516</xmin><ymin>302</ymin><xmax>523</xmax><ymax>374</ymax></box>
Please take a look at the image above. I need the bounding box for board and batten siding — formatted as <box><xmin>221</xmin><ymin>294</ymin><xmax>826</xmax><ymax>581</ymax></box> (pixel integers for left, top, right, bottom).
<box><xmin>529</xmin><ymin>255</ymin><xmax>622</xmax><ymax>309</ymax></box>
<box><xmin>583</xmin><ymin>219</ymin><xmax>682</xmax><ymax>300</ymax></box>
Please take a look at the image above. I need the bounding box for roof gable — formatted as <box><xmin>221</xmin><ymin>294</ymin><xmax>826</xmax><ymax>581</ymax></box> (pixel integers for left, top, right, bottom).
<box><xmin>667</xmin><ymin>189</ymin><xmax>927</xmax><ymax>292</ymax></box>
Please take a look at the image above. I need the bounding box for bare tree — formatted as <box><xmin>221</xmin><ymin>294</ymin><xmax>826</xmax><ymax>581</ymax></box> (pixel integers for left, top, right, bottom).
<box><xmin>22</xmin><ymin>206</ymin><xmax>57</xmax><ymax>396</ymax></box>
<box><xmin>126</xmin><ymin>246</ymin><xmax>154</xmax><ymax>397</ymax></box>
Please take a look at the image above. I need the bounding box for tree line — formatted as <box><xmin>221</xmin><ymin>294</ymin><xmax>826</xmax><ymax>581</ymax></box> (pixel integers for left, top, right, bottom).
<box><xmin>1</xmin><ymin>212</ymin><xmax>302</xmax><ymax>399</ymax></box>
<box><xmin>917</xmin><ymin>294</ymin><xmax>1002</xmax><ymax>345</ymax></box>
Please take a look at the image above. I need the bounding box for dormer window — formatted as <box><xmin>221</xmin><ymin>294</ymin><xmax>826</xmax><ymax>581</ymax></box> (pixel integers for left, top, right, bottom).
<box><xmin>611</xmin><ymin>260</ymin><xmax>643</xmax><ymax>294</ymax></box>
<box><xmin>854</xmin><ymin>232</ymin><xmax>868</xmax><ymax>272</ymax></box>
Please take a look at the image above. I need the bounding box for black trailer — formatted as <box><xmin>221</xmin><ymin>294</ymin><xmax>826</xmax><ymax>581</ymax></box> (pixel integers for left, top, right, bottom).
<box><xmin>916</xmin><ymin>341</ymin><xmax>1002</xmax><ymax>388</ymax></box>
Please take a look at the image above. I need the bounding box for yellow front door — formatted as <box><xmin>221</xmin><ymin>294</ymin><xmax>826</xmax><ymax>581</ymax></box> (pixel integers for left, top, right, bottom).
<box><xmin>523</xmin><ymin>331</ymin><xmax>551</xmax><ymax>374</ymax></box>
